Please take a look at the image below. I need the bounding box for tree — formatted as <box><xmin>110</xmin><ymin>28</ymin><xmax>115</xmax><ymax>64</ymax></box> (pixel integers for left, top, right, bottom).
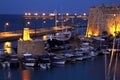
<box><xmin>102</xmin><ymin>31</ymin><xmax>108</xmax><ymax>36</ymax></box>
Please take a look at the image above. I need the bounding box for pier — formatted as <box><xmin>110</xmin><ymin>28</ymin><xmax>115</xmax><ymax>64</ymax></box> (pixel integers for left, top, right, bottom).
<box><xmin>0</xmin><ymin>26</ymin><xmax>73</xmax><ymax>42</ymax></box>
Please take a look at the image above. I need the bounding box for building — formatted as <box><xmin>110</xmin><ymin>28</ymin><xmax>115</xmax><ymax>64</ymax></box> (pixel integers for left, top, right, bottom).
<box><xmin>86</xmin><ymin>5</ymin><xmax>120</xmax><ymax>37</ymax></box>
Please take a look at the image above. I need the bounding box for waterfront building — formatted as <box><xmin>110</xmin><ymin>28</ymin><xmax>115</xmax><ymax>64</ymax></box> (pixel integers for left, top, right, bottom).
<box><xmin>86</xmin><ymin>5</ymin><xmax>120</xmax><ymax>37</ymax></box>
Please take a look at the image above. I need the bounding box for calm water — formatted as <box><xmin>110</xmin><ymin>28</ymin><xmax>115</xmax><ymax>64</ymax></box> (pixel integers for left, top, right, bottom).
<box><xmin>0</xmin><ymin>14</ymin><xmax>87</xmax><ymax>32</ymax></box>
<box><xmin>0</xmin><ymin>56</ymin><xmax>105</xmax><ymax>80</ymax></box>
<box><xmin>1</xmin><ymin>55</ymin><xmax>120</xmax><ymax>80</ymax></box>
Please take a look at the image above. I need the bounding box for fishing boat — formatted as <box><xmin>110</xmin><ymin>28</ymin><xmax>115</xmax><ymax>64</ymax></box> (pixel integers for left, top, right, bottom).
<box><xmin>50</xmin><ymin>55</ymin><xmax>66</xmax><ymax>65</ymax></box>
<box><xmin>37</xmin><ymin>54</ymin><xmax>51</xmax><ymax>69</ymax></box>
<box><xmin>22</xmin><ymin>53</ymin><xmax>36</xmax><ymax>67</ymax></box>
<box><xmin>9</xmin><ymin>54</ymin><xmax>19</xmax><ymax>68</ymax></box>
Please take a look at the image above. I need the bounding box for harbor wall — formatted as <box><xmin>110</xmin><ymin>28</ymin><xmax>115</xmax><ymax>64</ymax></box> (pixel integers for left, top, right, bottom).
<box><xmin>17</xmin><ymin>40</ymin><xmax>47</xmax><ymax>55</ymax></box>
<box><xmin>86</xmin><ymin>5</ymin><xmax>120</xmax><ymax>37</ymax></box>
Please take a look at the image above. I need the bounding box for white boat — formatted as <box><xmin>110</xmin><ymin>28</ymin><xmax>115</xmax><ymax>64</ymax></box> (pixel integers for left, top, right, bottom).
<box><xmin>46</xmin><ymin>29</ymin><xmax>72</xmax><ymax>42</ymax></box>
<box><xmin>22</xmin><ymin>53</ymin><xmax>36</xmax><ymax>67</ymax></box>
<box><xmin>89</xmin><ymin>50</ymin><xmax>98</xmax><ymax>57</ymax></box>
<box><xmin>50</xmin><ymin>55</ymin><xmax>66</xmax><ymax>65</ymax></box>
<box><xmin>23</xmin><ymin>58</ymin><xmax>36</xmax><ymax>67</ymax></box>
<box><xmin>55</xmin><ymin>29</ymin><xmax>72</xmax><ymax>41</ymax></box>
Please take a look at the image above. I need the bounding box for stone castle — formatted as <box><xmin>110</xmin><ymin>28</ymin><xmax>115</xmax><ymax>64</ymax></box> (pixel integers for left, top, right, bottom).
<box><xmin>86</xmin><ymin>5</ymin><xmax>120</xmax><ymax>37</ymax></box>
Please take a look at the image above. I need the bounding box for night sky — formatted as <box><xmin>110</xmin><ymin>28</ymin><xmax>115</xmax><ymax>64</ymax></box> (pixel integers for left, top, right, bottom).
<box><xmin>0</xmin><ymin>0</ymin><xmax>120</xmax><ymax>14</ymax></box>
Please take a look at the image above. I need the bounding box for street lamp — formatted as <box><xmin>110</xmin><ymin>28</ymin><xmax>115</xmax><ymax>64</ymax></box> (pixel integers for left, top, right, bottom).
<box><xmin>42</xmin><ymin>20</ymin><xmax>46</xmax><ymax>27</ymax></box>
<box><xmin>34</xmin><ymin>13</ymin><xmax>38</xmax><ymax>38</ymax></box>
<box><xmin>4</xmin><ymin>22</ymin><xmax>9</xmax><ymax>32</ymax></box>
<box><xmin>26</xmin><ymin>21</ymin><xmax>30</xmax><ymax>27</ymax></box>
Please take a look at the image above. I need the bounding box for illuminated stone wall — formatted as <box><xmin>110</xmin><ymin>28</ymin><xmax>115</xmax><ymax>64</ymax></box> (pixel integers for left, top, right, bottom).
<box><xmin>17</xmin><ymin>40</ymin><xmax>47</xmax><ymax>55</ymax></box>
<box><xmin>86</xmin><ymin>5</ymin><xmax>120</xmax><ymax>37</ymax></box>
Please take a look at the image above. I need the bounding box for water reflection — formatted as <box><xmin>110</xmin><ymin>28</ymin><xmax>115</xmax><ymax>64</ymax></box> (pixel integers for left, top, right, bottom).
<box><xmin>4</xmin><ymin>42</ymin><xmax>12</xmax><ymax>54</ymax></box>
<box><xmin>22</xmin><ymin>69</ymin><xmax>31</xmax><ymax>80</ymax></box>
<box><xmin>0</xmin><ymin>68</ymin><xmax>12</xmax><ymax>80</ymax></box>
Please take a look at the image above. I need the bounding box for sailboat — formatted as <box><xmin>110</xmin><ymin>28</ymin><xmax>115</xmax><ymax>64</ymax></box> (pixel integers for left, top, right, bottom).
<box><xmin>55</xmin><ymin>28</ymin><xmax>71</xmax><ymax>41</ymax></box>
<box><xmin>46</xmin><ymin>11</ymin><xmax>72</xmax><ymax>42</ymax></box>
<box><xmin>54</xmin><ymin>12</ymin><xmax>72</xmax><ymax>42</ymax></box>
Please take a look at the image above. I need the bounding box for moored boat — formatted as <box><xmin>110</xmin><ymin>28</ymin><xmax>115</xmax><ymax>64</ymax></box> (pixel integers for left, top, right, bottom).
<box><xmin>50</xmin><ymin>55</ymin><xmax>66</xmax><ymax>65</ymax></box>
<box><xmin>22</xmin><ymin>53</ymin><xmax>36</xmax><ymax>68</ymax></box>
<box><xmin>37</xmin><ymin>54</ymin><xmax>51</xmax><ymax>69</ymax></box>
<box><xmin>9</xmin><ymin>54</ymin><xmax>19</xmax><ymax>68</ymax></box>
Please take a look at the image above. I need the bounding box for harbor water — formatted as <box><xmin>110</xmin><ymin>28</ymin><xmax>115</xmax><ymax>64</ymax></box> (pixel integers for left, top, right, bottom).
<box><xmin>0</xmin><ymin>55</ymin><xmax>120</xmax><ymax>80</ymax></box>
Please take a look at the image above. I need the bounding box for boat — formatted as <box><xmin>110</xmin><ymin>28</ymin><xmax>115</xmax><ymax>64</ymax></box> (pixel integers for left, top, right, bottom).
<box><xmin>22</xmin><ymin>53</ymin><xmax>36</xmax><ymax>67</ymax></box>
<box><xmin>55</xmin><ymin>29</ymin><xmax>72</xmax><ymax>42</ymax></box>
<box><xmin>37</xmin><ymin>54</ymin><xmax>51</xmax><ymax>69</ymax></box>
<box><xmin>50</xmin><ymin>55</ymin><xmax>66</xmax><ymax>65</ymax></box>
<box><xmin>46</xmin><ymin>10</ymin><xmax>72</xmax><ymax>42</ymax></box>
<box><xmin>9</xmin><ymin>54</ymin><xmax>19</xmax><ymax>68</ymax></box>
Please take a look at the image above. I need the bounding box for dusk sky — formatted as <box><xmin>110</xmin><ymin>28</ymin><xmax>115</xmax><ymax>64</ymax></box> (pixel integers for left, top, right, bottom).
<box><xmin>0</xmin><ymin>0</ymin><xmax>120</xmax><ymax>14</ymax></box>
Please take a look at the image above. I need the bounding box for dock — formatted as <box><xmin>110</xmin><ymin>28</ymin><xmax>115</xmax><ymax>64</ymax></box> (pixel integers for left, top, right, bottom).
<box><xmin>0</xmin><ymin>26</ymin><xmax>73</xmax><ymax>43</ymax></box>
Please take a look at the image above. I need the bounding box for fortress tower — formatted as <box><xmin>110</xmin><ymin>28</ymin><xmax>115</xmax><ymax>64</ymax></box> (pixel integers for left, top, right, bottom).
<box><xmin>86</xmin><ymin>5</ymin><xmax>120</xmax><ymax>37</ymax></box>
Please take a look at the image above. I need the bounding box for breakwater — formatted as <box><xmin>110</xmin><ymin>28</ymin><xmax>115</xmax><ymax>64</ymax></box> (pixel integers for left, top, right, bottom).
<box><xmin>0</xmin><ymin>26</ymin><xmax>73</xmax><ymax>42</ymax></box>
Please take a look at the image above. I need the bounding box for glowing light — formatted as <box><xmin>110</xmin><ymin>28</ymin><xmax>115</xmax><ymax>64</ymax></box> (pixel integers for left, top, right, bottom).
<box><xmin>83</xmin><ymin>13</ymin><xmax>86</xmax><ymax>16</ymax></box>
<box><xmin>107</xmin><ymin>15</ymin><xmax>120</xmax><ymax>36</ymax></box>
<box><xmin>4</xmin><ymin>42</ymin><xmax>12</xmax><ymax>54</ymax></box>
<box><xmin>34</xmin><ymin>13</ymin><xmax>38</xmax><ymax>16</ymax></box>
<box><xmin>86</xmin><ymin>31</ymin><xmax>92</xmax><ymax>37</ymax></box>
<box><xmin>49</xmin><ymin>13</ymin><xmax>55</xmax><ymax>16</ymax></box>
<box><xmin>25</xmin><ymin>12</ymin><xmax>31</xmax><ymax>16</ymax></box>
<box><xmin>43</xmin><ymin>35</ymin><xmax>47</xmax><ymax>41</ymax></box>
<box><xmin>5</xmin><ymin>22</ymin><xmax>9</xmax><ymax>26</ymax></box>
<box><xmin>27</xmin><ymin>21</ymin><xmax>30</xmax><ymax>25</ymax></box>
<box><xmin>22</xmin><ymin>70</ymin><xmax>30</xmax><ymax>80</ymax></box>
<box><xmin>42</xmin><ymin>13</ymin><xmax>46</xmax><ymax>16</ymax></box>
<box><xmin>86</xmin><ymin>27</ymin><xmax>99</xmax><ymax>37</ymax></box>
<box><xmin>23</xmin><ymin>28</ymin><xmax>32</xmax><ymax>41</ymax></box>
<box><xmin>109</xmin><ymin>24</ymin><xmax>120</xmax><ymax>36</ymax></box>
<box><xmin>66</xmin><ymin>13</ymin><xmax>69</xmax><ymax>16</ymax></box>
<box><xmin>25</xmin><ymin>13</ymin><xmax>28</xmax><ymax>16</ymax></box>
<box><xmin>74</xmin><ymin>13</ymin><xmax>77</xmax><ymax>16</ymax></box>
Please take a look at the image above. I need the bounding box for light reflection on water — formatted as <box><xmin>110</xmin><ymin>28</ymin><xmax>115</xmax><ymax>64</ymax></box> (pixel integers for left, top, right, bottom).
<box><xmin>0</xmin><ymin>56</ymin><xmax>120</xmax><ymax>80</ymax></box>
<box><xmin>4</xmin><ymin>42</ymin><xmax>12</xmax><ymax>54</ymax></box>
<box><xmin>22</xmin><ymin>69</ymin><xmax>31</xmax><ymax>80</ymax></box>
<box><xmin>0</xmin><ymin>41</ymin><xmax>17</xmax><ymax>54</ymax></box>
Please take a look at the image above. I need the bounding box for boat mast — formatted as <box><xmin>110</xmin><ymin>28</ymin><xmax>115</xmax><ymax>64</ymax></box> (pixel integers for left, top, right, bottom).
<box><xmin>54</xmin><ymin>9</ymin><xmax>57</xmax><ymax>27</ymax></box>
<box><xmin>107</xmin><ymin>14</ymin><xmax>117</xmax><ymax>80</ymax></box>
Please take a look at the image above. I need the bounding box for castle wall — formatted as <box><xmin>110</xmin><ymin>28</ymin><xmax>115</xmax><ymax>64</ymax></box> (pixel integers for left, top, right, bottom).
<box><xmin>86</xmin><ymin>5</ymin><xmax>120</xmax><ymax>37</ymax></box>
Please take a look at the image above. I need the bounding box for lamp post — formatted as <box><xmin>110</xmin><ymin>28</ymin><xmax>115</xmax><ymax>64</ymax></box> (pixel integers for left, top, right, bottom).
<box><xmin>26</xmin><ymin>21</ymin><xmax>30</xmax><ymax>28</ymax></box>
<box><xmin>24</xmin><ymin>12</ymin><xmax>31</xmax><ymax>28</ymax></box>
<box><xmin>4</xmin><ymin>22</ymin><xmax>9</xmax><ymax>32</ymax></box>
<box><xmin>34</xmin><ymin>13</ymin><xmax>38</xmax><ymax>39</ymax></box>
<box><xmin>42</xmin><ymin>20</ymin><xmax>46</xmax><ymax>27</ymax></box>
